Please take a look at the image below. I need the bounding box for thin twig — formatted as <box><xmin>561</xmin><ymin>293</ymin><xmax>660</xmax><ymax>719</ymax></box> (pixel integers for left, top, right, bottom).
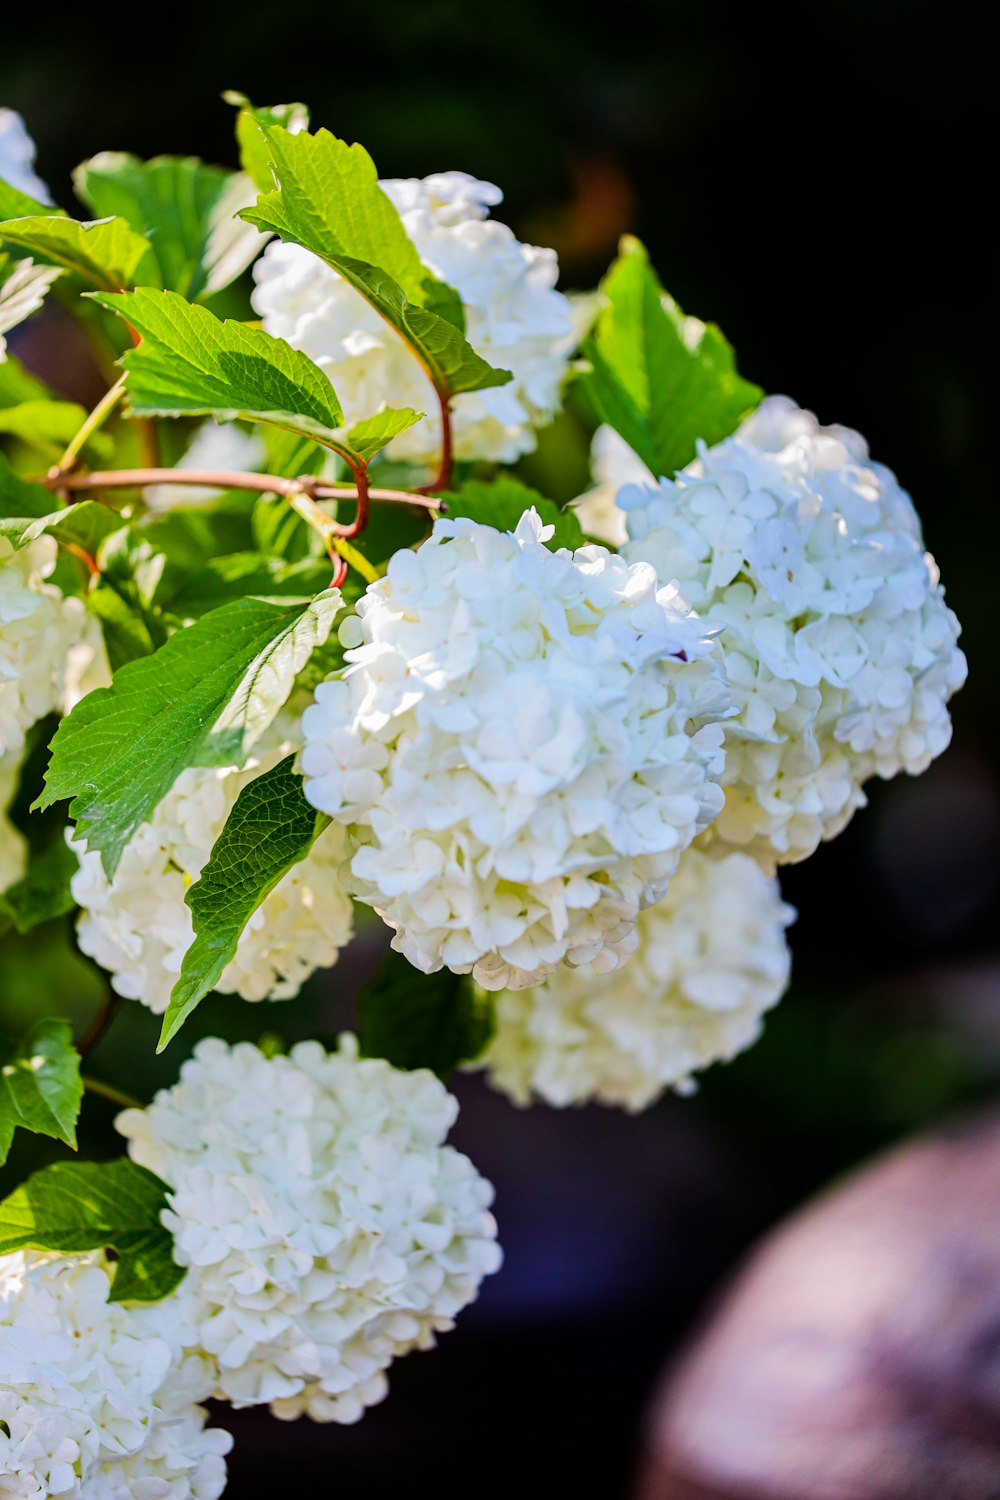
<box><xmin>418</xmin><ymin>391</ymin><xmax>454</xmax><ymax>495</ymax></box>
<box><xmin>57</xmin><ymin>377</ymin><xmax>126</xmax><ymax>473</ymax></box>
<box><xmin>82</xmin><ymin>1075</ymin><xmax>143</xmax><ymax>1111</ymax></box>
<box><xmin>41</xmin><ymin>467</ymin><xmax>443</xmax><ymax>517</ymax></box>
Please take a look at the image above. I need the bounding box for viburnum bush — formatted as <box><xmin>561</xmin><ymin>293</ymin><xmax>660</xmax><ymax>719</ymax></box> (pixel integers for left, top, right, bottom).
<box><xmin>0</xmin><ymin>95</ymin><xmax>966</xmax><ymax>1494</ymax></box>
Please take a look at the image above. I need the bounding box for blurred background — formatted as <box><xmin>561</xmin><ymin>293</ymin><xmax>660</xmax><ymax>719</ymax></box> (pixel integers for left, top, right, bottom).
<box><xmin>2</xmin><ymin>0</ymin><xmax>997</xmax><ymax>1494</ymax></box>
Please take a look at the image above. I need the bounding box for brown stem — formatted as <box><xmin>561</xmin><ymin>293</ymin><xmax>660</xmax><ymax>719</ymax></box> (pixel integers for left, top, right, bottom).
<box><xmin>41</xmin><ymin>467</ymin><xmax>441</xmax><ymax>525</ymax></box>
<box><xmin>418</xmin><ymin>391</ymin><xmax>454</xmax><ymax>495</ymax></box>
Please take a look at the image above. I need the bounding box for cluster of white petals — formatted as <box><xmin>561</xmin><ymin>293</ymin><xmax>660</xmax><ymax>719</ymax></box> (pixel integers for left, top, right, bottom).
<box><xmin>116</xmin><ymin>1037</ymin><xmax>502</xmax><ymax>1424</ymax></box>
<box><xmin>0</xmin><ymin>1251</ymin><xmax>230</xmax><ymax>1500</ymax></box>
<box><xmin>301</xmin><ymin>509</ymin><xmax>731</xmax><ymax>990</ymax></box>
<box><xmin>621</xmin><ymin>397</ymin><xmax>967</xmax><ymax>868</ymax></box>
<box><xmin>572</xmin><ymin>424</ymin><xmax>654</xmax><ymax>548</ymax></box>
<box><xmin>253</xmin><ymin>171</ymin><xmax>575</xmax><ymax>467</ymax></box>
<box><xmin>144</xmin><ymin>423</ymin><xmax>266</xmax><ymax>512</ymax></box>
<box><xmin>70</xmin><ymin>733</ymin><xmax>353</xmax><ymax>1014</ymax></box>
<box><xmin>478</xmin><ymin>848</ymin><xmax>794</xmax><ymax>1110</ymax></box>
<box><xmin>1</xmin><ymin>537</ymin><xmax>92</xmax><ymax>759</ymax></box>
<box><xmin>0</xmin><ymin>754</ymin><xmax>25</xmax><ymax>889</ymax></box>
<box><xmin>0</xmin><ymin>109</ymin><xmax>50</xmax><ymax>203</ymax></box>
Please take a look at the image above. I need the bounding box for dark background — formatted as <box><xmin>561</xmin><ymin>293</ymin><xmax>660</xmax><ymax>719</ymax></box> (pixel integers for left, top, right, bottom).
<box><xmin>2</xmin><ymin>1</ymin><xmax>996</xmax><ymax>1494</ymax></box>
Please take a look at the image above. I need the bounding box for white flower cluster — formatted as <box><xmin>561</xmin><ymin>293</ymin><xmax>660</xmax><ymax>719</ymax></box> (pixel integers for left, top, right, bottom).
<box><xmin>478</xmin><ymin>848</ymin><xmax>794</xmax><ymax>1110</ymax></box>
<box><xmin>253</xmin><ymin>171</ymin><xmax>575</xmax><ymax>467</ymax></box>
<box><xmin>301</xmin><ymin>508</ymin><xmax>731</xmax><ymax>990</ymax></box>
<box><xmin>0</xmin><ymin>109</ymin><xmax>50</xmax><ymax>203</ymax></box>
<box><xmin>71</xmin><ymin>734</ymin><xmax>354</xmax><ymax>1014</ymax></box>
<box><xmin>1</xmin><ymin>537</ymin><xmax>93</xmax><ymax>759</ymax></box>
<box><xmin>0</xmin><ymin>1250</ymin><xmax>230</xmax><ymax>1500</ymax></box>
<box><xmin>116</xmin><ymin>1036</ymin><xmax>502</xmax><ymax>1424</ymax></box>
<box><xmin>621</xmin><ymin>397</ymin><xmax>967</xmax><ymax>868</ymax></box>
<box><xmin>144</xmin><ymin>423</ymin><xmax>266</xmax><ymax>512</ymax></box>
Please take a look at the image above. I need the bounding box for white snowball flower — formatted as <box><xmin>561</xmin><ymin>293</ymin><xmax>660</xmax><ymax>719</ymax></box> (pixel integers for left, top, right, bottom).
<box><xmin>621</xmin><ymin>396</ymin><xmax>967</xmax><ymax>869</ymax></box>
<box><xmin>116</xmin><ymin>1036</ymin><xmax>502</xmax><ymax>1424</ymax></box>
<box><xmin>253</xmin><ymin>170</ymin><xmax>575</xmax><ymax>467</ymax></box>
<box><xmin>0</xmin><ymin>1251</ymin><xmax>231</xmax><ymax>1500</ymax></box>
<box><xmin>0</xmin><ymin>109</ymin><xmax>50</xmax><ymax>203</ymax></box>
<box><xmin>300</xmin><ymin>508</ymin><xmax>731</xmax><ymax>990</ymax></box>
<box><xmin>70</xmin><ymin>731</ymin><xmax>354</xmax><ymax>1014</ymax></box>
<box><xmin>572</xmin><ymin>425</ymin><xmax>653</xmax><ymax>547</ymax></box>
<box><xmin>144</xmin><ymin>422</ymin><xmax>267</xmax><ymax>512</ymax></box>
<box><xmin>0</xmin><ymin>754</ymin><xmax>25</xmax><ymax>890</ymax></box>
<box><xmin>1</xmin><ymin>537</ymin><xmax>92</xmax><ymax>758</ymax></box>
<box><xmin>477</xmin><ymin>848</ymin><xmax>794</xmax><ymax>1111</ymax></box>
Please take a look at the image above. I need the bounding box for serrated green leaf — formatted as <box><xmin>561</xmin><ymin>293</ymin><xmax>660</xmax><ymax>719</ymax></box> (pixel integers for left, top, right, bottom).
<box><xmin>94</xmin><ymin>288</ymin><xmax>417</xmax><ymax>472</ymax></box>
<box><xmin>0</xmin><ymin>255</ymin><xmax>62</xmax><ymax>353</ymax></box>
<box><xmin>239</xmin><ymin>128</ymin><xmax>510</xmax><ymax>401</ymax></box>
<box><xmin>239</xmin><ymin>126</ymin><xmax>432</xmax><ymax>303</ymax></box>
<box><xmin>346</xmin><ymin>408</ymin><xmax>423</xmax><ymax>463</ymax></box>
<box><xmin>93</xmin><ymin>285</ymin><xmax>343</xmax><ymax>431</ymax></box>
<box><xmin>359</xmin><ymin>950</ymin><xmax>495</xmax><ymax>1079</ymax></box>
<box><xmin>440</xmin><ymin>477</ymin><xmax>585</xmax><ymax>551</ymax></box>
<box><xmin>223</xmin><ymin>93</ymin><xmax>310</xmax><ymax>194</ymax></box>
<box><xmin>0</xmin><ymin>471</ymin><xmax>120</xmax><ymax>557</ymax></box>
<box><xmin>160</xmin><ymin>755</ymin><xmax>331</xmax><ymax>1050</ymax></box>
<box><xmin>0</xmin><ymin>213</ymin><xmax>157</xmax><ymax>293</ymax></box>
<box><xmin>74</xmin><ymin>153</ymin><xmax>263</xmax><ymax>301</ymax></box>
<box><xmin>0</xmin><ymin>838</ymin><xmax>79</xmax><ymax>935</ymax></box>
<box><xmin>0</xmin><ymin>399</ymin><xmax>112</xmax><ymax>463</ymax></box>
<box><xmin>0</xmin><ymin>1021</ymin><xmax>82</xmax><ymax>1164</ymax></box>
<box><xmin>581</xmin><ymin>237</ymin><xmax>761</xmax><ymax>479</ymax></box>
<box><xmin>0</xmin><ymin>1159</ymin><xmax>182</xmax><ymax>1302</ymax></box>
<box><xmin>37</xmin><ymin>591</ymin><xmax>341</xmax><ymax>878</ymax></box>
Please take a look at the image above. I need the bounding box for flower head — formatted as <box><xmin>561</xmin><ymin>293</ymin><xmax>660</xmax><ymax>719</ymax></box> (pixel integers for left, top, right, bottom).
<box><xmin>301</xmin><ymin>508</ymin><xmax>731</xmax><ymax>989</ymax></box>
<box><xmin>116</xmin><ymin>1037</ymin><xmax>501</xmax><ymax>1424</ymax></box>
<box><xmin>477</xmin><ymin>848</ymin><xmax>793</xmax><ymax>1109</ymax></box>
<box><xmin>252</xmin><ymin>171</ymin><xmax>575</xmax><ymax>467</ymax></box>
<box><xmin>0</xmin><ymin>109</ymin><xmax>50</xmax><ymax>203</ymax></box>
<box><xmin>0</xmin><ymin>1251</ymin><xmax>230</xmax><ymax>1500</ymax></box>
<box><xmin>1</xmin><ymin>538</ymin><xmax>94</xmax><ymax>759</ymax></box>
<box><xmin>621</xmin><ymin>397</ymin><xmax>967</xmax><ymax>867</ymax></box>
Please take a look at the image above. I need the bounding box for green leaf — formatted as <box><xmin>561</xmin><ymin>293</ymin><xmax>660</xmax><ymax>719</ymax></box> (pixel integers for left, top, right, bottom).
<box><xmin>345</xmin><ymin>408</ymin><xmax>423</xmax><ymax>463</ymax></box>
<box><xmin>223</xmin><ymin>93</ymin><xmax>310</xmax><ymax>193</ymax></box>
<box><xmin>165</xmin><ymin>552</ymin><xmax>332</xmax><ymax>618</ymax></box>
<box><xmin>94</xmin><ymin>288</ymin><xmax>420</xmax><ymax>471</ymax></box>
<box><xmin>239</xmin><ymin>125</ymin><xmax>432</xmax><ymax>303</ymax></box>
<box><xmin>359</xmin><ymin>950</ymin><xmax>495</xmax><ymax>1079</ymax></box>
<box><xmin>0</xmin><ymin>464</ymin><xmax>120</xmax><ymax>557</ymax></box>
<box><xmin>160</xmin><ymin>755</ymin><xmax>331</xmax><ymax>1050</ymax></box>
<box><xmin>0</xmin><ymin>255</ymin><xmax>62</xmax><ymax>351</ymax></box>
<box><xmin>93</xmin><ymin>285</ymin><xmax>343</xmax><ymax>431</ymax></box>
<box><xmin>0</xmin><ymin>213</ymin><xmax>157</xmax><ymax>293</ymax></box>
<box><xmin>0</xmin><ymin>1159</ymin><xmax>182</xmax><ymax>1302</ymax></box>
<box><xmin>74</xmin><ymin>153</ymin><xmax>263</xmax><ymax>301</ymax></box>
<box><xmin>0</xmin><ymin>399</ymin><xmax>113</xmax><ymax>463</ymax></box>
<box><xmin>582</xmin><ymin>236</ymin><xmax>761</xmax><ymax>479</ymax></box>
<box><xmin>0</xmin><ymin>1021</ymin><xmax>83</xmax><ymax>1165</ymax></box>
<box><xmin>0</xmin><ymin>180</ymin><xmax>58</xmax><ymax>221</ymax></box>
<box><xmin>440</xmin><ymin>477</ymin><xmax>585</xmax><ymax>551</ymax></box>
<box><xmin>0</xmin><ymin>837</ymin><xmax>79</xmax><ymax>935</ymax></box>
<box><xmin>239</xmin><ymin>127</ymin><xmax>510</xmax><ymax>401</ymax></box>
<box><xmin>0</xmin><ymin>353</ymin><xmax>53</xmax><ymax>407</ymax></box>
<box><xmin>38</xmin><ymin>591</ymin><xmax>341</xmax><ymax>878</ymax></box>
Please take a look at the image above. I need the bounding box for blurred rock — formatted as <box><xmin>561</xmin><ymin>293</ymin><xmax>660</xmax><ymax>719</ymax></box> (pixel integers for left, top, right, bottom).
<box><xmin>636</xmin><ymin>1107</ymin><xmax>1000</xmax><ymax>1500</ymax></box>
